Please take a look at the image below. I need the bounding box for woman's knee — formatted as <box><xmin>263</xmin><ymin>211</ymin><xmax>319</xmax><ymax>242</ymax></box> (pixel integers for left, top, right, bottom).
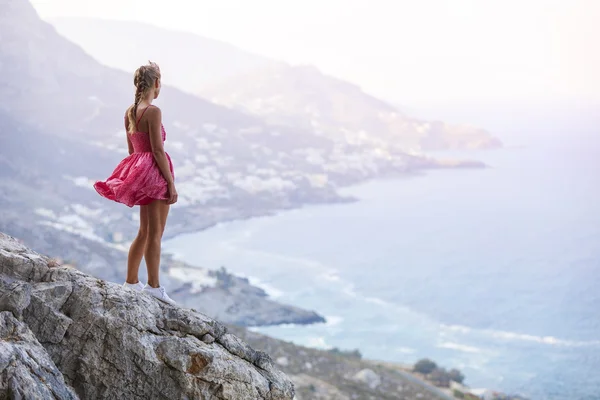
<box><xmin>147</xmin><ymin>226</ymin><xmax>163</xmax><ymax>242</ymax></box>
<box><xmin>137</xmin><ymin>226</ymin><xmax>149</xmax><ymax>241</ymax></box>
<box><xmin>145</xmin><ymin>233</ymin><xmax>161</xmax><ymax>251</ymax></box>
<box><xmin>146</xmin><ymin>201</ymin><xmax>168</xmax><ymax>241</ymax></box>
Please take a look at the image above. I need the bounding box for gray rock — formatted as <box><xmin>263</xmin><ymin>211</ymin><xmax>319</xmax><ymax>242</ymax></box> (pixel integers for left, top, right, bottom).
<box><xmin>352</xmin><ymin>368</ymin><xmax>381</xmax><ymax>389</ymax></box>
<box><xmin>0</xmin><ymin>233</ymin><xmax>295</xmax><ymax>400</ymax></box>
<box><xmin>23</xmin><ymin>281</ymin><xmax>73</xmax><ymax>344</ymax></box>
<box><xmin>0</xmin><ymin>276</ymin><xmax>31</xmax><ymax>318</ymax></box>
<box><xmin>0</xmin><ymin>311</ymin><xmax>78</xmax><ymax>400</ymax></box>
<box><xmin>201</xmin><ymin>333</ymin><xmax>216</xmax><ymax>344</ymax></box>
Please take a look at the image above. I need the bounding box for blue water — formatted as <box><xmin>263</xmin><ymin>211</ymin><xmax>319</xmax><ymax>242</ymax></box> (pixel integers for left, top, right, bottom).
<box><xmin>165</xmin><ymin>111</ymin><xmax>600</xmax><ymax>399</ymax></box>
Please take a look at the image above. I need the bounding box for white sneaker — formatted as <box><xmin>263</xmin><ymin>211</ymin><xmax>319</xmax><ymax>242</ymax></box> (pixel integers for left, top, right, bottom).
<box><xmin>143</xmin><ymin>284</ymin><xmax>177</xmax><ymax>305</ymax></box>
<box><xmin>123</xmin><ymin>281</ymin><xmax>144</xmax><ymax>291</ymax></box>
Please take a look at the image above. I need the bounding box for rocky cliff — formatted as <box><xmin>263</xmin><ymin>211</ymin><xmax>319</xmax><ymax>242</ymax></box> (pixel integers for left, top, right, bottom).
<box><xmin>0</xmin><ymin>233</ymin><xmax>294</xmax><ymax>400</ymax></box>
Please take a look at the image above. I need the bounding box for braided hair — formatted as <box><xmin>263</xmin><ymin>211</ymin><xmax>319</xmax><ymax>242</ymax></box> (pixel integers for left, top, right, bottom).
<box><xmin>127</xmin><ymin>61</ymin><xmax>161</xmax><ymax>133</ymax></box>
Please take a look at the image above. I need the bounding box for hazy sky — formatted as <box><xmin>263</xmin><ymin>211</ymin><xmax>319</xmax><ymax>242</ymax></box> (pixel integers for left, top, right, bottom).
<box><xmin>31</xmin><ymin>0</ymin><xmax>600</xmax><ymax>106</ymax></box>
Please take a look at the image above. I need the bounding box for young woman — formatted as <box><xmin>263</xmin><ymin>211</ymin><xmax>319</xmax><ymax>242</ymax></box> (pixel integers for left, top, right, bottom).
<box><xmin>94</xmin><ymin>61</ymin><xmax>178</xmax><ymax>305</ymax></box>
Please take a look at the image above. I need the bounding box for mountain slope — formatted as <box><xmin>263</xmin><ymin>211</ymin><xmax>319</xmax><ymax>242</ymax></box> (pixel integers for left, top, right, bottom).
<box><xmin>0</xmin><ymin>1</ymin><xmax>118</xmax><ymax>133</ymax></box>
<box><xmin>50</xmin><ymin>17</ymin><xmax>502</xmax><ymax>151</ymax></box>
<box><xmin>202</xmin><ymin>63</ymin><xmax>503</xmax><ymax>151</ymax></box>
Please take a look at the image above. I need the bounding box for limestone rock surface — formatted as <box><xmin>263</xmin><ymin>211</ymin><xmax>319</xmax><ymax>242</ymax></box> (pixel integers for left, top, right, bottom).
<box><xmin>0</xmin><ymin>233</ymin><xmax>294</xmax><ymax>400</ymax></box>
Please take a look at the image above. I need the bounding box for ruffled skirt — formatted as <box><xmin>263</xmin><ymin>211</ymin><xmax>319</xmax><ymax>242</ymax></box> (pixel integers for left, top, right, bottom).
<box><xmin>94</xmin><ymin>152</ymin><xmax>175</xmax><ymax>207</ymax></box>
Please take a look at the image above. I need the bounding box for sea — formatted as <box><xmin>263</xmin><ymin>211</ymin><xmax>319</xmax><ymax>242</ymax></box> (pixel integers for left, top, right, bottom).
<box><xmin>164</xmin><ymin>103</ymin><xmax>600</xmax><ymax>399</ymax></box>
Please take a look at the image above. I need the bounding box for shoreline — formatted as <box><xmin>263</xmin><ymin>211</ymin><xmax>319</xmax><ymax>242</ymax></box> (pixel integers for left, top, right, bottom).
<box><xmin>160</xmin><ymin>164</ymin><xmax>489</xmax><ymax>326</ymax></box>
<box><xmin>162</xmin><ymin>158</ymin><xmax>484</xmax><ymax>243</ymax></box>
<box><xmin>163</xmin><ymin>194</ymin><xmax>359</xmax><ymax>242</ymax></box>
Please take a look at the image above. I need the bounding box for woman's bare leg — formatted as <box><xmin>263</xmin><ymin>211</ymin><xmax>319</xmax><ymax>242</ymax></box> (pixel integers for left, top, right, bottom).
<box><xmin>125</xmin><ymin>205</ymin><xmax>149</xmax><ymax>284</ymax></box>
<box><xmin>145</xmin><ymin>200</ymin><xmax>170</xmax><ymax>288</ymax></box>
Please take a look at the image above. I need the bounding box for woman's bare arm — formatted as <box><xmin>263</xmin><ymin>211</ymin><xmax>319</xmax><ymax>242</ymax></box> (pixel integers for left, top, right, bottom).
<box><xmin>146</xmin><ymin>106</ymin><xmax>177</xmax><ymax>203</ymax></box>
<box><xmin>146</xmin><ymin>107</ymin><xmax>173</xmax><ymax>183</ymax></box>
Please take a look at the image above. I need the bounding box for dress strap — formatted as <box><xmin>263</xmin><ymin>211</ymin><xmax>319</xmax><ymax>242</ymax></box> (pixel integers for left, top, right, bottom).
<box><xmin>135</xmin><ymin>105</ymin><xmax>152</xmax><ymax>130</ymax></box>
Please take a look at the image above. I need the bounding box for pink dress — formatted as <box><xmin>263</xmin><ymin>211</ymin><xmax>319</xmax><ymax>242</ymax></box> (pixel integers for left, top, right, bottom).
<box><xmin>93</xmin><ymin>106</ymin><xmax>175</xmax><ymax>207</ymax></box>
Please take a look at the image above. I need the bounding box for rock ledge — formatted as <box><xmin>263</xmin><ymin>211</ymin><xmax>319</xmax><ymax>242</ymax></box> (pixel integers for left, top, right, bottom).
<box><xmin>0</xmin><ymin>233</ymin><xmax>294</xmax><ymax>400</ymax></box>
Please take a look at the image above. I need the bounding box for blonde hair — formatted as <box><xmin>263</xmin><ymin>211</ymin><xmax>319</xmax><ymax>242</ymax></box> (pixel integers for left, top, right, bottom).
<box><xmin>127</xmin><ymin>61</ymin><xmax>161</xmax><ymax>132</ymax></box>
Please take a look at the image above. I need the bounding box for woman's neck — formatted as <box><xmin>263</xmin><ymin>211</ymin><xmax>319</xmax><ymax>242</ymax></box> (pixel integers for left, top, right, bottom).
<box><xmin>138</xmin><ymin>95</ymin><xmax>154</xmax><ymax>108</ymax></box>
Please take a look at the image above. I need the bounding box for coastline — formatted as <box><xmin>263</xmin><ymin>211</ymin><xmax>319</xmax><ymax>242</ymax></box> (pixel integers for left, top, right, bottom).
<box><xmin>163</xmin><ymin>194</ymin><xmax>359</xmax><ymax>242</ymax></box>
<box><xmin>159</xmin><ymin>160</ymin><xmax>490</xmax><ymax>326</ymax></box>
<box><xmin>162</xmin><ymin>157</ymin><xmax>485</xmax><ymax>242</ymax></box>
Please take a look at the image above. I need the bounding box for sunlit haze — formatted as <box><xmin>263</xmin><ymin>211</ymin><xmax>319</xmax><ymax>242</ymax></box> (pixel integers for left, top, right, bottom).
<box><xmin>2</xmin><ymin>0</ymin><xmax>600</xmax><ymax>398</ymax></box>
<box><xmin>30</xmin><ymin>0</ymin><xmax>600</xmax><ymax>106</ymax></box>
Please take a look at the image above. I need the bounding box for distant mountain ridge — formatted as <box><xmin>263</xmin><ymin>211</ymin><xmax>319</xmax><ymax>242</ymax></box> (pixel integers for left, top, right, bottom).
<box><xmin>50</xmin><ymin>17</ymin><xmax>275</xmax><ymax>96</ymax></box>
<box><xmin>202</xmin><ymin>63</ymin><xmax>503</xmax><ymax>151</ymax></box>
<box><xmin>49</xmin><ymin>17</ymin><xmax>502</xmax><ymax>152</ymax></box>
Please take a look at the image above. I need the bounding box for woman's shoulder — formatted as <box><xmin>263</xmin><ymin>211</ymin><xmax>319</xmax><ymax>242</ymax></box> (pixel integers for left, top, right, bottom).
<box><xmin>146</xmin><ymin>104</ymin><xmax>161</xmax><ymax>112</ymax></box>
<box><xmin>145</xmin><ymin>105</ymin><xmax>162</xmax><ymax>119</ymax></box>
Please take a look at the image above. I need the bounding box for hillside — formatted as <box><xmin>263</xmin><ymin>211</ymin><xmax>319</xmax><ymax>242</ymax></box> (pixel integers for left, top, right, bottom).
<box><xmin>202</xmin><ymin>63</ymin><xmax>503</xmax><ymax>151</ymax></box>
